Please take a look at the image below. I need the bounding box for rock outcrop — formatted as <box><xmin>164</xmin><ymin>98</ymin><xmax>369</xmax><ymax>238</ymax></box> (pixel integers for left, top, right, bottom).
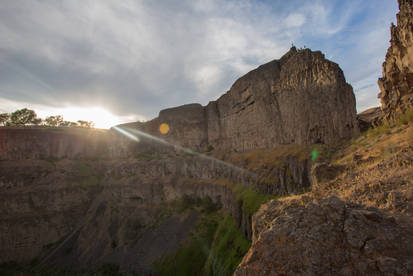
<box><xmin>357</xmin><ymin>107</ymin><xmax>383</xmax><ymax>132</ymax></box>
<box><xmin>235</xmin><ymin>196</ymin><xmax>413</xmax><ymax>275</ymax></box>
<box><xmin>128</xmin><ymin>47</ymin><xmax>359</xmax><ymax>152</ymax></box>
<box><xmin>378</xmin><ymin>0</ymin><xmax>413</xmax><ymax>120</ymax></box>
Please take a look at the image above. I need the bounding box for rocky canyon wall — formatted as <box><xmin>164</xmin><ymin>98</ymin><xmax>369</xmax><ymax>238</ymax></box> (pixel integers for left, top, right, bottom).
<box><xmin>378</xmin><ymin>0</ymin><xmax>413</xmax><ymax>120</ymax></box>
<box><xmin>0</xmin><ymin>46</ymin><xmax>360</xmax><ymax>274</ymax></box>
<box><xmin>0</xmin><ymin>127</ymin><xmax>175</xmax><ymax>160</ymax></box>
<box><xmin>124</xmin><ymin>47</ymin><xmax>359</xmax><ymax>152</ymax></box>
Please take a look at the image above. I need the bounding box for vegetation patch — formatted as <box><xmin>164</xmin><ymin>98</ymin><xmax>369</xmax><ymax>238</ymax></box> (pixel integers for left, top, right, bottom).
<box><xmin>214</xmin><ymin>179</ymin><xmax>276</xmax><ymax>215</ymax></box>
<box><xmin>169</xmin><ymin>195</ymin><xmax>218</xmax><ymax>214</ymax></box>
<box><xmin>396</xmin><ymin>109</ymin><xmax>413</xmax><ymax>126</ymax></box>
<box><xmin>154</xmin><ymin>211</ymin><xmax>250</xmax><ymax>276</ymax></box>
<box><xmin>366</xmin><ymin>123</ymin><xmax>391</xmax><ymax>138</ymax></box>
<box><xmin>232</xmin><ymin>183</ymin><xmax>276</xmax><ymax>215</ymax></box>
<box><xmin>154</xmin><ymin>211</ymin><xmax>221</xmax><ymax>276</ymax></box>
<box><xmin>204</xmin><ymin>215</ymin><xmax>251</xmax><ymax>276</ymax></box>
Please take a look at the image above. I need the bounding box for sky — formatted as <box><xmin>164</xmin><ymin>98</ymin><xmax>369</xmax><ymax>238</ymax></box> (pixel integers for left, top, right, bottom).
<box><xmin>0</xmin><ymin>0</ymin><xmax>398</xmax><ymax>128</ymax></box>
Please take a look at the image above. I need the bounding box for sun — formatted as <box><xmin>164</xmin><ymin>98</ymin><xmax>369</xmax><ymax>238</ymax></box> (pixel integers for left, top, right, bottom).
<box><xmin>56</xmin><ymin>106</ymin><xmax>132</xmax><ymax>129</ymax></box>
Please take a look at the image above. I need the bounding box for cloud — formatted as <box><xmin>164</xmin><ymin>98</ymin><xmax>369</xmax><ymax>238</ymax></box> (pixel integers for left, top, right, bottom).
<box><xmin>0</xmin><ymin>0</ymin><xmax>399</xmax><ymax>122</ymax></box>
<box><xmin>285</xmin><ymin>13</ymin><xmax>306</xmax><ymax>28</ymax></box>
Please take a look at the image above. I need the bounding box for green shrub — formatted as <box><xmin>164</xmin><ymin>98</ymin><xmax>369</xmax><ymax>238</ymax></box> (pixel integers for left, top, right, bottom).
<box><xmin>170</xmin><ymin>195</ymin><xmax>218</xmax><ymax>214</ymax></box>
<box><xmin>204</xmin><ymin>215</ymin><xmax>251</xmax><ymax>276</ymax></box>
<box><xmin>233</xmin><ymin>184</ymin><xmax>275</xmax><ymax>215</ymax></box>
<box><xmin>367</xmin><ymin>123</ymin><xmax>391</xmax><ymax>137</ymax></box>
<box><xmin>154</xmin><ymin>212</ymin><xmax>221</xmax><ymax>275</ymax></box>
<box><xmin>155</xmin><ymin>212</ymin><xmax>250</xmax><ymax>276</ymax></box>
<box><xmin>200</xmin><ymin>196</ymin><xmax>218</xmax><ymax>213</ymax></box>
<box><xmin>397</xmin><ymin>109</ymin><xmax>413</xmax><ymax>125</ymax></box>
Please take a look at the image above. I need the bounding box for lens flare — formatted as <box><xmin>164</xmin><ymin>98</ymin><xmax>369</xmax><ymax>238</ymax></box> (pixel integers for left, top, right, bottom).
<box><xmin>159</xmin><ymin>123</ymin><xmax>169</xmax><ymax>134</ymax></box>
<box><xmin>312</xmin><ymin>149</ymin><xmax>318</xmax><ymax>161</ymax></box>
<box><xmin>113</xmin><ymin>126</ymin><xmax>140</xmax><ymax>142</ymax></box>
<box><xmin>114</xmin><ymin>126</ymin><xmax>258</xmax><ymax>178</ymax></box>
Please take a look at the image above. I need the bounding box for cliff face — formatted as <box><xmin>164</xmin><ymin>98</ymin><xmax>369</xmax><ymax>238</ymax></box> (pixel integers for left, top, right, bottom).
<box><xmin>378</xmin><ymin>0</ymin><xmax>413</xmax><ymax>120</ymax></box>
<box><xmin>0</xmin><ymin>128</ymin><xmax>124</xmax><ymax>160</ymax></box>
<box><xmin>0</xmin><ymin>144</ymin><xmax>313</xmax><ymax>266</ymax></box>
<box><xmin>132</xmin><ymin>47</ymin><xmax>359</xmax><ymax>152</ymax></box>
<box><xmin>0</xmin><ymin>127</ymin><xmax>175</xmax><ymax>160</ymax></box>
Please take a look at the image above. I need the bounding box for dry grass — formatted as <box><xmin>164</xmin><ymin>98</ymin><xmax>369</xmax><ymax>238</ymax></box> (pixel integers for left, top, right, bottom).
<box><xmin>312</xmin><ymin>124</ymin><xmax>413</xmax><ymax>215</ymax></box>
<box><xmin>217</xmin><ymin>121</ymin><xmax>413</xmax><ymax>219</ymax></box>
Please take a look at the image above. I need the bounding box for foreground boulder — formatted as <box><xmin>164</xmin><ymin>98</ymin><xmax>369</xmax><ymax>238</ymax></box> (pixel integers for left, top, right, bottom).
<box><xmin>125</xmin><ymin>47</ymin><xmax>359</xmax><ymax>152</ymax></box>
<box><xmin>235</xmin><ymin>196</ymin><xmax>413</xmax><ymax>275</ymax></box>
<box><xmin>378</xmin><ymin>0</ymin><xmax>413</xmax><ymax>120</ymax></box>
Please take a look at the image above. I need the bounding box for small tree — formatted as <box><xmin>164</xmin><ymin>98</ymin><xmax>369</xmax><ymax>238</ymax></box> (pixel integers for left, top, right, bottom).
<box><xmin>9</xmin><ymin>108</ymin><xmax>38</xmax><ymax>126</ymax></box>
<box><xmin>32</xmin><ymin>118</ymin><xmax>43</xmax><ymax>126</ymax></box>
<box><xmin>77</xmin><ymin>120</ymin><xmax>94</xmax><ymax>128</ymax></box>
<box><xmin>0</xmin><ymin>113</ymin><xmax>10</xmax><ymax>126</ymax></box>
<box><xmin>68</xmin><ymin>121</ymin><xmax>79</xmax><ymax>127</ymax></box>
<box><xmin>60</xmin><ymin>121</ymin><xmax>79</xmax><ymax>127</ymax></box>
<box><xmin>45</xmin><ymin>115</ymin><xmax>64</xmax><ymax>127</ymax></box>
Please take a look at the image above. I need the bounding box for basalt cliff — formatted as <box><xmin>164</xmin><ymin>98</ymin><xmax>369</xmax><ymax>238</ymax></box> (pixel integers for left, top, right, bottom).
<box><xmin>378</xmin><ymin>0</ymin><xmax>413</xmax><ymax>120</ymax></box>
<box><xmin>1</xmin><ymin>14</ymin><xmax>413</xmax><ymax>275</ymax></box>
<box><xmin>122</xmin><ymin>47</ymin><xmax>359</xmax><ymax>152</ymax></box>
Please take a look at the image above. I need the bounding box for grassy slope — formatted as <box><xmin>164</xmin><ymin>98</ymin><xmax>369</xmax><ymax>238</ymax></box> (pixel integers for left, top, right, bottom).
<box><xmin>312</xmin><ymin>115</ymin><xmax>413</xmax><ymax>213</ymax></box>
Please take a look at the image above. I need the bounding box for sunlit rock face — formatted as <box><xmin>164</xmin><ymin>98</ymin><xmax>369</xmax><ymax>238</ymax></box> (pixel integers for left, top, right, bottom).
<box><xmin>378</xmin><ymin>0</ymin><xmax>413</xmax><ymax>120</ymax></box>
<box><xmin>235</xmin><ymin>196</ymin><xmax>413</xmax><ymax>276</ymax></box>
<box><xmin>136</xmin><ymin>47</ymin><xmax>359</xmax><ymax>152</ymax></box>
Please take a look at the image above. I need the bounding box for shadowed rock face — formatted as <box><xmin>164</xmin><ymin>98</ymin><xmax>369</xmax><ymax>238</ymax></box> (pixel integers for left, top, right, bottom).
<box><xmin>0</xmin><ymin>128</ymin><xmax>125</xmax><ymax>160</ymax></box>
<box><xmin>129</xmin><ymin>47</ymin><xmax>359</xmax><ymax>152</ymax></box>
<box><xmin>378</xmin><ymin>0</ymin><xmax>413</xmax><ymax>120</ymax></box>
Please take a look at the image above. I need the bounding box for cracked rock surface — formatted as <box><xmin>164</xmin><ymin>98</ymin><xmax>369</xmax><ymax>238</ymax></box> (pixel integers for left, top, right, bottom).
<box><xmin>235</xmin><ymin>196</ymin><xmax>413</xmax><ymax>276</ymax></box>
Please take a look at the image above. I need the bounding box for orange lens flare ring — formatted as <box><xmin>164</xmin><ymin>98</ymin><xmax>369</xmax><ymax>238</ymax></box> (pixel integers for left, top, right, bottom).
<box><xmin>159</xmin><ymin>123</ymin><xmax>169</xmax><ymax>134</ymax></box>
